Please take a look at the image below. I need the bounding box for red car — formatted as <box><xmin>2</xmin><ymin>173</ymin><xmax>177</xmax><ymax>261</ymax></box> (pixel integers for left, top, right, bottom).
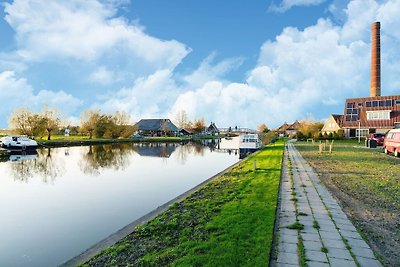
<box><xmin>367</xmin><ymin>133</ymin><xmax>385</xmax><ymax>146</ymax></box>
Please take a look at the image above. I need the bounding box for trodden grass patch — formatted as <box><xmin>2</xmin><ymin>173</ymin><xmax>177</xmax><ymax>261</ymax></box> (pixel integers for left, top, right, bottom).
<box><xmin>82</xmin><ymin>142</ymin><xmax>284</xmax><ymax>267</ymax></box>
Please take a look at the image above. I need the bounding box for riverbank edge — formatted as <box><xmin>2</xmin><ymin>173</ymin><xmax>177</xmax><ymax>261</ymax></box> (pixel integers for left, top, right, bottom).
<box><xmin>60</xmin><ymin>150</ymin><xmax>250</xmax><ymax>267</ymax></box>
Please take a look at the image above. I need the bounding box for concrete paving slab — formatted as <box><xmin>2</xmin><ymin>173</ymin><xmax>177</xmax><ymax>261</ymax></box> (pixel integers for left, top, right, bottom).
<box><xmin>319</xmin><ymin>230</ymin><xmax>342</xmax><ymax>241</ymax></box>
<box><xmin>280</xmin><ymin>233</ymin><xmax>299</xmax><ymax>244</ymax></box>
<box><xmin>321</xmin><ymin>238</ymin><xmax>347</xmax><ymax>250</ymax></box>
<box><xmin>357</xmin><ymin>257</ymin><xmax>383</xmax><ymax>267</ymax></box>
<box><xmin>278</xmin><ymin>242</ymin><xmax>298</xmax><ymax>254</ymax></box>
<box><xmin>277</xmin><ymin>251</ymin><xmax>299</xmax><ymax>265</ymax></box>
<box><xmin>351</xmin><ymin>246</ymin><xmax>376</xmax><ymax>259</ymax></box>
<box><xmin>302</xmin><ymin>232</ymin><xmax>321</xmax><ymax>242</ymax></box>
<box><xmin>305</xmin><ymin>250</ymin><xmax>328</xmax><ymax>263</ymax></box>
<box><xmin>326</xmin><ymin>247</ymin><xmax>353</xmax><ymax>260</ymax></box>
<box><xmin>303</xmin><ymin>240</ymin><xmax>324</xmax><ymax>251</ymax></box>
<box><xmin>276</xmin><ymin>263</ymin><xmax>299</xmax><ymax>267</ymax></box>
<box><xmin>346</xmin><ymin>237</ymin><xmax>370</xmax><ymax>249</ymax></box>
<box><xmin>307</xmin><ymin>261</ymin><xmax>330</xmax><ymax>267</ymax></box>
<box><xmin>329</xmin><ymin>258</ymin><xmax>357</xmax><ymax>267</ymax></box>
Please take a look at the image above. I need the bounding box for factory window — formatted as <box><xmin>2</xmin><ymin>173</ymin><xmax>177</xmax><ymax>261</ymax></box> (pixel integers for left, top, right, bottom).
<box><xmin>347</xmin><ymin>102</ymin><xmax>355</xmax><ymax>108</ymax></box>
<box><xmin>366</xmin><ymin>110</ymin><xmax>391</xmax><ymax>120</ymax></box>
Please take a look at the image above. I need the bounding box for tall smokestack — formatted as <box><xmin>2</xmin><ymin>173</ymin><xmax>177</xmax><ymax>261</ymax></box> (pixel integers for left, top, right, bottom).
<box><xmin>370</xmin><ymin>21</ymin><xmax>381</xmax><ymax>97</ymax></box>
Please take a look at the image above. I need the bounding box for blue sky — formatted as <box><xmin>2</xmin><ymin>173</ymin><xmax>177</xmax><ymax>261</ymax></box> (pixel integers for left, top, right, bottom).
<box><xmin>1</xmin><ymin>0</ymin><xmax>400</xmax><ymax>129</ymax></box>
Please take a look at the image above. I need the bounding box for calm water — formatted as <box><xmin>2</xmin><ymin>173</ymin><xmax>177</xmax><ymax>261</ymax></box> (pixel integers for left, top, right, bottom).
<box><xmin>0</xmin><ymin>140</ymin><xmax>239</xmax><ymax>267</ymax></box>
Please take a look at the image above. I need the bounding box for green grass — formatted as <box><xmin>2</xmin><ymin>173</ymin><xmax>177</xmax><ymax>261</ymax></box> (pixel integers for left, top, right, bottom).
<box><xmin>83</xmin><ymin>142</ymin><xmax>284</xmax><ymax>266</ymax></box>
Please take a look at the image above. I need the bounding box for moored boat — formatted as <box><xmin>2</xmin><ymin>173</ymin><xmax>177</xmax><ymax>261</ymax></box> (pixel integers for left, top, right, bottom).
<box><xmin>0</xmin><ymin>136</ymin><xmax>38</xmax><ymax>151</ymax></box>
<box><xmin>238</xmin><ymin>133</ymin><xmax>261</xmax><ymax>158</ymax></box>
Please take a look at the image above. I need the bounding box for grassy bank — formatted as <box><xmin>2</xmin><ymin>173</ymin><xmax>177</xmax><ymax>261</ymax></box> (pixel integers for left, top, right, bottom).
<box><xmin>81</xmin><ymin>142</ymin><xmax>284</xmax><ymax>266</ymax></box>
<box><xmin>295</xmin><ymin>141</ymin><xmax>400</xmax><ymax>266</ymax></box>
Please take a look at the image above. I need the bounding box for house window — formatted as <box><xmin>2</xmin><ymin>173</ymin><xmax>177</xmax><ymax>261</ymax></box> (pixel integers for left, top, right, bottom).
<box><xmin>358</xmin><ymin>102</ymin><xmax>363</xmax><ymax>107</ymax></box>
<box><xmin>366</xmin><ymin>101</ymin><xmax>371</xmax><ymax>107</ymax></box>
<box><xmin>356</xmin><ymin>129</ymin><xmax>369</xmax><ymax>138</ymax></box>
<box><xmin>372</xmin><ymin>101</ymin><xmax>378</xmax><ymax>107</ymax></box>
<box><xmin>347</xmin><ymin>102</ymin><xmax>355</xmax><ymax>108</ymax></box>
<box><xmin>366</xmin><ymin>110</ymin><xmax>391</xmax><ymax>120</ymax></box>
<box><xmin>396</xmin><ymin>100</ymin><xmax>400</xmax><ymax>105</ymax></box>
<box><xmin>385</xmin><ymin>100</ymin><xmax>392</xmax><ymax>106</ymax></box>
<box><xmin>379</xmin><ymin>100</ymin><xmax>385</xmax><ymax>107</ymax></box>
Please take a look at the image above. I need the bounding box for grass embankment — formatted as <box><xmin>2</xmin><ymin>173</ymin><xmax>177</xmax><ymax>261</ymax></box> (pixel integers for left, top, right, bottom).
<box><xmin>81</xmin><ymin>142</ymin><xmax>284</xmax><ymax>267</ymax></box>
<box><xmin>295</xmin><ymin>141</ymin><xmax>400</xmax><ymax>266</ymax></box>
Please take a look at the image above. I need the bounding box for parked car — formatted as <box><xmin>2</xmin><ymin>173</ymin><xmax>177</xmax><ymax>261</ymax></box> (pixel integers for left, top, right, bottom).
<box><xmin>383</xmin><ymin>129</ymin><xmax>400</xmax><ymax>156</ymax></box>
<box><xmin>367</xmin><ymin>133</ymin><xmax>385</xmax><ymax>146</ymax></box>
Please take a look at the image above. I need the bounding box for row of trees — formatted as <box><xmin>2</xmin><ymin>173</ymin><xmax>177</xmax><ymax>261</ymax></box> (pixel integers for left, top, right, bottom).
<box><xmin>174</xmin><ymin>110</ymin><xmax>207</xmax><ymax>133</ymax></box>
<box><xmin>8</xmin><ymin>108</ymin><xmax>135</xmax><ymax>140</ymax></box>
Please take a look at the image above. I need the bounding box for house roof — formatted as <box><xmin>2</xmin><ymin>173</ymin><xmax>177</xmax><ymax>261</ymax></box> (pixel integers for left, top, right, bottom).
<box><xmin>287</xmin><ymin>120</ymin><xmax>301</xmax><ymax>130</ymax></box>
<box><xmin>135</xmin><ymin>119</ymin><xmax>179</xmax><ymax>132</ymax></box>
<box><xmin>207</xmin><ymin>122</ymin><xmax>219</xmax><ymax>132</ymax></box>
<box><xmin>276</xmin><ymin>122</ymin><xmax>290</xmax><ymax>132</ymax></box>
<box><xmin>331</xmin><ymin>114</ymin><xmax>343</xmax><ymax>126</ymax></box>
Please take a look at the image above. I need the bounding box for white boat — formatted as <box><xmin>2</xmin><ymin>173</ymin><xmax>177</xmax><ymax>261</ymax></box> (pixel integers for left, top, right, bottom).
<box><xmin>239</xmin><ymin>133</ymin><xmax>261</xmax><ymax>157</ymax></box>
<box><xmin>0</xmin><ymin>136</ymin><xmax>38</xmax><ymax>151</ymax></box>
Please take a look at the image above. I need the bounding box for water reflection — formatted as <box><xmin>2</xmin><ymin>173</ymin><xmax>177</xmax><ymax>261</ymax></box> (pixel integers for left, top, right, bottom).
<box><xmin>3</xmin><ymin>141</ymin><xmax>240</xmax><ymax>183</ymax></box>
<box><xmin>80</xmin><ymin>144</ymin><xmax>133</xmax><ymax>176</ymax></box>
<box><xmin>134</xmin><ymin>143</ymin><xmax>178</xmax><ymax>158</ymax></box>
<box><xmin>8</xmin><ymin>149</ymin><xmax>65</xmax><ymax>183</ymax></box>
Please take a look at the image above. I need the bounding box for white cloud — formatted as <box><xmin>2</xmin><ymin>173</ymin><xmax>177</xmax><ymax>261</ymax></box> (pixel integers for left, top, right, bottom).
<box><xmin>269</xmin><ymin>0</ymin><xmax>327</xmax><ymax>13</ymax></box>
<box><xmin>4</xmin><ymin>0</ymin><xmax>190</xmax><ymax>70</ymax></box>
<box><xmin>182</xmin><ymin>53</ymin><xmax>244</xmax><ymax>88</ymax></box>
<box><xmin>93</xmin><ymin>69</ymin><xmax>178</xmax><ymax>121</ymax></box>
<box><xmin>89</xmin><ymin>66</ymin><xmax>115</xmax><ymax>85</ymax></box>
<box><xmin>168</xmin><ymin>0</ymin><xmax>400</xmax><ymax>128</ymax></box>
<box><xmin>0</xmin><ymin>71</ymin><xmax>82</xmax><ymax>126</ymax></box>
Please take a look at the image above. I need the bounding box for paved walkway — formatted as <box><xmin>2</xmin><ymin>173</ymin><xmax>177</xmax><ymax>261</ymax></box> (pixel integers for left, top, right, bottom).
<box><xmin>275</xmin><ymin>142</ymin><xmax>382</xmax><ymax>267</ymax></box>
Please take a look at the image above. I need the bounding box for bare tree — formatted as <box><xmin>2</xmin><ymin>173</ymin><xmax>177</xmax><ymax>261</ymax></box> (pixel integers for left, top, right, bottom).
<box><xmin>161</xmin><ymin>120</ymin><xmax>170</xmax><ymax>136</ymax></box>
<box><xmin>174</xmin><ymin>110</ymin><xmax>189</xmax><ymax>129</ymax></box>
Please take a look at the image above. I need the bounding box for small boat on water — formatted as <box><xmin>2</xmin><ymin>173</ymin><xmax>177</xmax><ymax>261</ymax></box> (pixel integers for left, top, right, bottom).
<box><xmin>0</xmin><ymin>136</ymin><xmax>38</xmax><ymax>151</ymax></box>
<box><xmin>239</xmin><ymin>133</ymin><xmax>262</xmax><ymax>158</ymax></box>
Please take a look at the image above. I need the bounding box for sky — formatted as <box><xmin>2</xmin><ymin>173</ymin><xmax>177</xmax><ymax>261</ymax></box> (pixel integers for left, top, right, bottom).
<box><xmin>1</xmin><ymin>0</ymin><xmax>400</xmax><ymax>129</ymax></box>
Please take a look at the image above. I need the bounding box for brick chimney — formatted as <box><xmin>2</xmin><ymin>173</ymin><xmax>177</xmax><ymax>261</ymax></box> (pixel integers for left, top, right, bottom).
<box><xmin>370</xmin><ymin>21</ymin><xmax>381</xmax><ymax>97</ymax></box>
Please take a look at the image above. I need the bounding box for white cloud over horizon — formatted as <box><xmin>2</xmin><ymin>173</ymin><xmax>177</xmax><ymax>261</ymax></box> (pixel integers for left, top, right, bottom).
<box><xmin>0</xmin><ymin>71</ymin><xmax>82</xmax><ymax>127</ymax></box>
<box><xmin>1</xmin><ymin>0</ymin><xmax>400</xmax><ymax>130</ymax></box>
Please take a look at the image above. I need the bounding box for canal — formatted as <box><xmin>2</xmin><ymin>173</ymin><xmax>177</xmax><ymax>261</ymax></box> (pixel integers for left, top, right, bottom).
<box><xmin>0</xmin><ymin>140</ymin><xmax>239</xmax><ymax>267</ymax></box>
